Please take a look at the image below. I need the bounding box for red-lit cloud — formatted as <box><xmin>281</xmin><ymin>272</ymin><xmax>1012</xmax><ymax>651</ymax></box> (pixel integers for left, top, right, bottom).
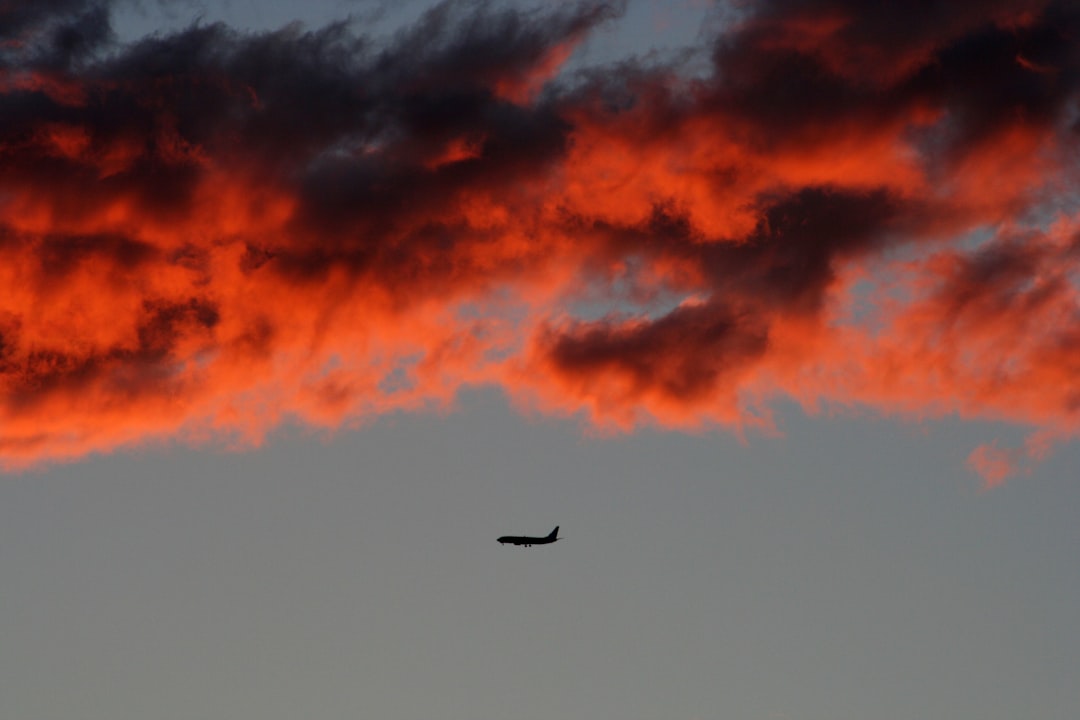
<box><xmin>0</xmin><ymin>0</ymin><xmax>1077</xmax><ymax>471</ymax></box>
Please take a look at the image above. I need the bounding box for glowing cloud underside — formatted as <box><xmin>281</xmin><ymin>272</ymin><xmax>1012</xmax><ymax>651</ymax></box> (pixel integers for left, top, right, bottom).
<box><xmin>0</xmin><ymin>0</ymin><xmax>1078</xmax><ymax>469</ymax></box>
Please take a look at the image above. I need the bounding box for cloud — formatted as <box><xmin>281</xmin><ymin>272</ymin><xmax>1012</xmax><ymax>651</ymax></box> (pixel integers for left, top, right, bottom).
<box><xmin>967</xmin><ymin>442</ymin><xmax>1021</xmax><ymax>489</ymax></box>
<box><xmin>966</xmin><ymin>431</ymin><xmax>1062</xmax><ymax>490</ymax></box>
<box><xmin>0</xmin><ymin>0</ymin><xmax>1077</xmax><ymax>467</ymax></box>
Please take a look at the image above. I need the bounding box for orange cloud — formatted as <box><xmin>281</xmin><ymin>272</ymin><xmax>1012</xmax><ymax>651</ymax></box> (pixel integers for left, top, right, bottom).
<box><xmin>967</xmin><ymin>442</ymin><xmax>1021</xmax><ymax>490</ymax></box>
<box><xmin>0</xmin><ymin>0</ymin><xmax>1077</xmax><ymax>471</ymax></box>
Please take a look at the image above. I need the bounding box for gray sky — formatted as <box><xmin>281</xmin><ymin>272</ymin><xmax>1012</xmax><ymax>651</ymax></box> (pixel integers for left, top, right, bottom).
<box><xmin>2</xmin><ymin>2</ymin><xmax>1080</xmax><ymax>719</ymax></box>
<box><xmin>5</xmin><ymin>390</ymin><xmax>1079</xmax><ymax>720</ymax></box>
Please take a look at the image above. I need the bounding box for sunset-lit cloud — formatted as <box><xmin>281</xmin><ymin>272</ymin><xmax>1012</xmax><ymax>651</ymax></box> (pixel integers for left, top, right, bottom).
<box><xmin>0</xmin><ymin>0</ymin><xmax>1077</xmax><ymax>471</ymax></box>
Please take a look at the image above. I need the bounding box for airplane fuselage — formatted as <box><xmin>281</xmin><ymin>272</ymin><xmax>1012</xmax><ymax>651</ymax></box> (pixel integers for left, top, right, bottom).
<box><xmin>498</xmin><ymin>527</ymin><xmax>559</xmax><ymax>547</ymax></box>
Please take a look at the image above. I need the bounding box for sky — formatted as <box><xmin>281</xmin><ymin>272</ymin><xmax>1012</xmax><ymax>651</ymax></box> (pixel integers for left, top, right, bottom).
<box><xmin>1</xmin><ymin>1</ymin><xmax>1079</xmax><ymax>719</ymax></box>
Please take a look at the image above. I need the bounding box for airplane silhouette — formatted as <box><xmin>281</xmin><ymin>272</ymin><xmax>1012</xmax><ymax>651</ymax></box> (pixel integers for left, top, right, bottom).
<box><xmin>497</xmin><ymin>526</ymin><xmax>560</xmax><ymax>547</ymax></box>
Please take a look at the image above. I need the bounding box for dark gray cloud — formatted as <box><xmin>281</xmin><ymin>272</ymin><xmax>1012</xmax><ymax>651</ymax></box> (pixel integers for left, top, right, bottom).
<box><xmin>0</xmin><ymin>0</ymin><xmax>1077</xmax><ymax>461</ymax></box>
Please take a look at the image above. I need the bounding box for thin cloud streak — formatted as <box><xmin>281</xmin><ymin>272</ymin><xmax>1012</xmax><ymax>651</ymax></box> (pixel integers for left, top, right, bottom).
<box><xmin>0</xmin><ymin>0</ymin><xmax>1077</xmax><ymax>469</ymax></box>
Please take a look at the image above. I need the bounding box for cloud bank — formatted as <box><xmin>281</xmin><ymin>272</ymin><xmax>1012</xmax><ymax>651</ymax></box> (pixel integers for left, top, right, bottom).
<box><xmin>0</xmin><ymin>0</ymin><xmax>1077</xmax><ymax>469</ymax></box>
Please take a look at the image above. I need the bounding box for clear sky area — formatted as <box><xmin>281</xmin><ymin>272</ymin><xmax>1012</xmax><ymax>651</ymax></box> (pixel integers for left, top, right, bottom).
<box><xmin>2</xmin><ymin>2</ymin><xmax>1079</xmax><ymax>719</ymax></box>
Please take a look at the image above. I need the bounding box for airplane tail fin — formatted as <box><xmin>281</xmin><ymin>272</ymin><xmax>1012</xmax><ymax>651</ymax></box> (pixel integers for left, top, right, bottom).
<box><xmin>548</xmin><ymin>526</ymin><xmax>559</xmax><ymax>540</ymax></box>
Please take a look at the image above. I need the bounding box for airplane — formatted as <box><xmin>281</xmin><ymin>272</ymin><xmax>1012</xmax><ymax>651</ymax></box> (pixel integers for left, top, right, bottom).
<box><xmin>497</xmin><ymin>526</ymin><xmax>560</xmax><ymax>547</ymax></box>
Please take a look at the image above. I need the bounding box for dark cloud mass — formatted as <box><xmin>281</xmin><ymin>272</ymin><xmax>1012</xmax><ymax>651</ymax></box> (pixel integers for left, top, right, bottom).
<box><xmin>0</xmin><ymin>0</ymin><xmax>1077</xmax><ymax>475</ymax></box>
